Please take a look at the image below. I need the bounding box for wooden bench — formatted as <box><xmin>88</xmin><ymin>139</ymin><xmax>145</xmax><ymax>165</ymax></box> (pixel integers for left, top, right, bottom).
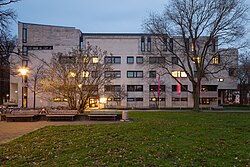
<box><xmin>88</xmin><ymin>110</ymin><xmax>117</xmax><ymax>121</ymax></box>
<box><xmin>6</xmin><ymin>110</ymin><xmax>40</xmax><ymax>122</ymax></box>
<box><xmin>211</xmin><ymin>106</ymin><xmax>224</xmax><ymax>110</ymax></box>
<box><xmin>46</xmin><ymin>110</ymin><xmax>78</xmax><ymax>121</ymax></box>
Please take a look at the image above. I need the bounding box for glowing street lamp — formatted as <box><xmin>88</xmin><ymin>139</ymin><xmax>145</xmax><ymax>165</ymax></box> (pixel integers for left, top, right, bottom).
<box><xmin>18</xmin><ymin>67</ymin><xmax>29</xmax><ymax>108</ymax></box>
<box><xmin>18</xmin><ymin>67</ymin><xmax>28</xmax><ymax>76</ymax></box>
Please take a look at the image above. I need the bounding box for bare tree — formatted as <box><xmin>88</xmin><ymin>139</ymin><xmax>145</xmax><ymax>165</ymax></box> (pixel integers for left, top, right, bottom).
<box><xmin>28</xmin><ymin>63</ymin><xmax>45</xmax><ymax>109</ymax></box>
<box><xmin>105</xmin><ymin>84</ymin><xmax>127</xmax><ymax>108</ymax></box>
<box><xmin>144</xmin><ymin>0</ymin><xmax>248</xmax><ymax>111</ymax></box>
<box><xmin>0</xmin><ymin>0</ymin><xmax>20</xmax><ymax>30</ymax></box>
<box><xmin>0</xmin><ymin>30</ymin><xmax>17</xmax><ymax>104</ymax></box>
<box><xmin>238</xmin><ymin>52</ymin><xmax>250</xmax><ymax>105</ymax></box>
<box><xmin>42</xmin><ymin>44</ymin><xmax>113</xmax><ymax>112</ymax></box>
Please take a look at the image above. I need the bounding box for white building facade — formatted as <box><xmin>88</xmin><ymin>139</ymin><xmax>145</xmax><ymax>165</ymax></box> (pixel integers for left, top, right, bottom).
<box><xmin>9</xmin><ymin>22</ymin><xmax>238</xmax><ymax>109</ymax></box>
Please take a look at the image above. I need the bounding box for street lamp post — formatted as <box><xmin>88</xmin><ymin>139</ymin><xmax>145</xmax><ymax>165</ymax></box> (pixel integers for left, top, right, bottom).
<box><xmin>18</xmin><ymin>67</ymin><xmax>28</xmax><ymax>108</ymax></box>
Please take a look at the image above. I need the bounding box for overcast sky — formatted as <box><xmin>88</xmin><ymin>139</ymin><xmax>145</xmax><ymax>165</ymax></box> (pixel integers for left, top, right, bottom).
<box><xmin>11</xmin><ymin>0</ymin><xmax>167</xmax><ymax>33</ymax></box>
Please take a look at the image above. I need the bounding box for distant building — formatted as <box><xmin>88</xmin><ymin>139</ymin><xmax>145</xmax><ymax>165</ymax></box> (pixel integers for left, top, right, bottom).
<box><xmin>9</xmin><ymin>22</ymin><xmax>238</xmax><ymax>109</ymax></box>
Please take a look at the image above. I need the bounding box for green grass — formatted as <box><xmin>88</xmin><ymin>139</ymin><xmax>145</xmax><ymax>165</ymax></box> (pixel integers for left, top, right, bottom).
<box><xmin>223</xmin><ymin>105</ymin><xmax>250</xmax><ymax>110</ymax></box>
<box><xmin>0</xmin><ymin>112</ymin><xmax>249</xmax><ymax>166</ymax></box>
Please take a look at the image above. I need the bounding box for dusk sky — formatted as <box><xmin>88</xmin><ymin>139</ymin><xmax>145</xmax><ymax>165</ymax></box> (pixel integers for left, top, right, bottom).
<box><xmin>11</xmin><ymin>0</ymin><xmax>167</xmax><ymax>33</ymax></box>
<box><xmin>11</xmin><ymin>0</ymin><xmax>250</xmax><ymax>47</ymax></box>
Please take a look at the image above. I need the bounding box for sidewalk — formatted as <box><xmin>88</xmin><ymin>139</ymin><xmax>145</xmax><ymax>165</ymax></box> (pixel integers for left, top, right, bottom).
<box><xmin>0</xmin><ymin>121</ymin><xmax>120</xmax><ymax>144</ymax></box>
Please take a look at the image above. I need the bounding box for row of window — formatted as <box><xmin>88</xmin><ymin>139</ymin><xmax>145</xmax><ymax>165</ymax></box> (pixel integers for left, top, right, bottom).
<box><xmin>140</xmin><ymin>36</ymin><xmax>216</xmax><ymax>53</ymax></box>
<box><xmin>22</xmin><ymin>46</ymin><xmax>54</xmax><ymax>56</ymax></box>
<box><xmin>104</xmin><ymin>56</ymin><xmax>143</xmax><ymax>64</ymax></box>
<box><xmin>104</xmin><ymin>85</ymin><xmax>220</xmax><ymax>92</ymax></box>
<box><xmin>53</xmin><ymin>96</ymin><xmax>216</xmax><ymax>104</ymax></box>
<box><xmin>61</xmin><ymin>70</ymin><xmax>233</xmax><ymax>80</ymax></box>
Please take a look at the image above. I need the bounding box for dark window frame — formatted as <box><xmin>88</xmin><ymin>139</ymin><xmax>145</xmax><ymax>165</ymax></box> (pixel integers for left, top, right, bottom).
<box><xmin>104</xmin><ymin>56</ymin><xmax>121</xmax><ymax>64</ymax></box>
<box><xmin>136</xmin><ymin>57</ymin><xmax>143</xmax><ymax>64</ymax></box>
<box><xmin>127</xmin><ymin>71</ymin><xmax>143</xmax><ymax>78</ymax></box>
<box><xmin>149</xmin><ymin>71</ymin><xmax>156</xmax><ymax>78</ymax></box>
<box><xmin>127</xmin><ymin>85</ymin><xmax>143</xmax><ymax>92</ymax></box>
<box><xmin>127</xmin><ymin>56</ymin><xmax>134</xmax><ymax>64</ymax></box>
<box><xmin>141</xmin><ymin>36</ymin><xmax>145</xmax><ymax>52</ymax></box>
<box><xmin>147</xmin><ymin>36</ymin><xmax>151</xmax><ymax>52</ymax></box>
<box><xmin>104</xmin><ymin>71</ymin><xmax>121</xmax><ymax>78</ymax></box>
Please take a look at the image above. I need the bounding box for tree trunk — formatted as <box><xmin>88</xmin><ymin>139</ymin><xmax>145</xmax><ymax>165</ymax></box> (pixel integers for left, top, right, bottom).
<box><xmin>192</xmin><ymin>82</ymin><xmax>201</xmax><ymax>112</ymax></box>
<box><xmin>33</xmin><ymin>91</ymin><xmax>36</xmax><ymax>109</ymax></box>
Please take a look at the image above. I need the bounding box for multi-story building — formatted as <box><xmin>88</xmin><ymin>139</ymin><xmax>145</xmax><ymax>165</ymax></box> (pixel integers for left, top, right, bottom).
<box><xmin>9</xmin><ymin>22</ymin><xmax>238</xmax><ymax>109</ymax></box>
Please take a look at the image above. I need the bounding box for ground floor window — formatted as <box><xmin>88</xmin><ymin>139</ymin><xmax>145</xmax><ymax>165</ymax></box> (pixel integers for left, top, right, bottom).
<box><xmin>200</xmin><ymin>98</ymin><xmax>217</xmax><ymax>104</ymax></box>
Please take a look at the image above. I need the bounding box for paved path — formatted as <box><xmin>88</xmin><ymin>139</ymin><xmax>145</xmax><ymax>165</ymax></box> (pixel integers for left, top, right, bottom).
<box><xmin>0</xmin><ymin>121</ymin><xmax>120</xmax><ymax>144</ymax></box>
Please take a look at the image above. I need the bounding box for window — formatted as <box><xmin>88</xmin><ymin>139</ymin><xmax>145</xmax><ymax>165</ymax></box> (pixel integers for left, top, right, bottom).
<box><xmin>169</xmin><ymin>38</ymin><xmax>173</xmax><ymax>52</ymax></box>
<box><xmin>127</xmin><ymin>56</ymin><xmax>134</xmax><ymax>64</ymax></box>
<box><xmin>22</xmin><ymin>46</ymin><xmax>28</xmax><ymax>56</ymax></box>
<box><xmin>27</xmin><ymin>46</ymin><xmax>53</xmax><ymax>50</ymax></box>
<box><xmin>171</xmin><ymin>71</ymin><xmax>187</xmax><ymax>78</ymax></box>
<box><xmin>172</xmin><ymin>85</ymin><xmax>188</xmax><ymax>91</ymax></box>
<box><xmin>105</xmin><ymin>85</ymin><xmax>121</xmax><ymax>92</ymax></box>
<box><xmin>22</xmin><ymin>24</ymin><xmax>27</xmax><ymax>43</ymax></box>
<box><xmin>191</xmin><ymin>42</ymin><xmax>195</xmax><ymax>52</ymax></box>
<box><xmin>82</xmin><ymin>71</ymin><xmax>89</xmax><ymax>78</ymax></box>
<box><xmin>127</xmin><ymin>71</ymin><xmax>143</xmax><ymax>78</ymax></box>
<box><xmin>79</xmin><ymin>36</ymin><xmax>83</xmax><ymax>50</ymax></box>
<box><xmin>163</xmin><ymin>36</ymin><xmax>168</xmax><ymax>51</ymax></box>
<box><xmin>127</xmin><ymin>85</ymin><xmax>143</xmax><ymax>92</ymax></box>
<box><xmin>91</xmin><ymin>71</ymin><xmax>99</xmax><ymax>78</ymax></box>
<box><xmin>149</xmin><ymin>98</ymin><xmax>166</xmax><ymax>101</ymax></box>
<box><xmin>149</xmin><ymin>71</ymin><xmax>156</xmax><ymax>78</ymax></box>
<box><xmin>105</xmin><ymin>71</ymin><xmax>121</xmax><ymax>78</ymax></box>
<box><xmin>69</xmin><ymin>72</ymin><xmax>76</xmax><ymax>78</ymax></box>
<box><xmin>82</xmin><ymin>85</ymin><xmax>98</xmax><ymax>91</ymax></box>
<box><xmin>192</xmin><ymin>56</ymin><xmax>201</xmax><ymax>64</ymax></box>
<box><xmin>127</xmin><ymin>98</ymin><xmax>143</xmax><ymax>102</ymax></box>
<box><xmin>22</xmin><ymin>60</ymin><xmax>28</xmax><ymax>67</ymax></box>
<box><xmin>136</xmin><ymin>57</ymin><xmax>143</xmax><ymax>64</ymax></box>
<box><xmin>172</xmin><ymin>98</ymin><xmax>188</xmax><ymax>101</ymax></box>
<box><xmin>107</xmin><ymin>98</ymin><xmax>121</xmax><ymax>101</ymax></box>
<box><xmin>212</xmin><ymin>39</ymin><xmax>216</xmax><ymax>52</ymax></box>
<box><xmin>105</xmin><ymin>56</ymin><xmax>121</xmax><ymax>64</ymax></box>
<box><xmin>149</xmin><ymin>85</ymin><xmax>165</xmax><ymax>92</ymax></box>
<box><xmin>229</xmin><ymin>68</ymin><xmax>236</xmax><ymax>76</ymax></box>
<box><xmin>212</xmin><ymin>55</ymin><xmax>220</xmax><ymax>64</ymax></box>
<box><xmin>147</xmin><ymin>36</ymin><xmax>151</xmax><ymax>52</ymax></box>
<box><xmin>149</xmin><ymin>57</ymin><xmax>165</xmax><ymax>64</ymax></box>
<box><xmin>141</xmin><ymin>36</ymin><xmax>145</xmax><ymax>52</ymax></box>
<box><xmin>92</xmin><ymin>57</ymin><xmax>99</xmax><ymax>63</ymax></box>
<box><xmin>59</xmin><ymin>56</ymin><xmax>76</xmax><ymax>64</ymax></box>
<box><xmin>201</xmin><ymin>85</ymin><xmax>217</xmax><ymax>92</ymax></box>
<box><xmin>185</xmin><ymin>38</ymin><xmax>189</xmax><ymax>52</ymax></box>
<box><xmin>172</xmin><ymin>57</ymin><xmax>178</xmax><ymax>65</ymax></box>
<box><xmin>217</xmin><ymin>78</ymin><xmax>224</xmax><ymax>82</ymax></box>
<box><xmin>200</xmin><ymin>98</ymin><xmax>217</xmax><ymax>104</ymax></box>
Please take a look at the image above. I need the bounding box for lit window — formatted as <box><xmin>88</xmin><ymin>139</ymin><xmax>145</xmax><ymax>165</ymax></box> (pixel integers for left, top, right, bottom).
<box><xmin>213</xmin><ymin>56</ymin><xmax>219</xmax><ymax>64</ymax></box>
<box><xmin>171</xmin><ymin>71</ymin><xmax>187</xmax><ymax>78</ymax></box>
<box><xmin>217</xmin><ymin>78</ymin><xmax>224</xmax><ymax>82</ymax></box>
<box><xmin>82</xmin><ymin>71</ymin><xmax>89</xmax><ymax>78</ymax></box>
<box><xmin>191</xmin><ymin>43</ymin><xmax>195</xmax><ymax>51</ymax></box>
<box><xmin>92</xmin><ymin>57</ymin><xmax>98</xmax><ymax>63</ymax></box>
<box><xmin>193</xmin><ymin>56</ymin><xmax>201</xmax><ymax>63</ymax></box>
<box><xmin>69</xmin><ymin>72</ymin><xmax>76</xmax><ymax>77</ymax></box>
<box><xmin>83</xmin><ymin>57</ymin><xmax>89</xmax><ymax>63</ymax></box>
<box><xmin>181</xmin><ymin>71</ymin><xmax>187</xmax><ymax>77</ymax></box>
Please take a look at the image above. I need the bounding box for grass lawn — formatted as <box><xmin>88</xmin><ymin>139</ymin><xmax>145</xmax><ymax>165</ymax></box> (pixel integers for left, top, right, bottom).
<box><xmin>0</xmin><ymin>112</ymin><xmax>249</xmax><ymax>166</ymax></box>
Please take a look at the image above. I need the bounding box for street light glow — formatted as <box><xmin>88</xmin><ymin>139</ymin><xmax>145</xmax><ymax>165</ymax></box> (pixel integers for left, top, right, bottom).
<box><xmin>18</xmin><ymin>67</ymin><xmax>28</xmax><ymax>76</ymax></box>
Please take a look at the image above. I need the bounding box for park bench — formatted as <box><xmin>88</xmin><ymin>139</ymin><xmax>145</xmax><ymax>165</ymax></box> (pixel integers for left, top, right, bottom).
<box><xmin>46</xmin><ymin>110</ymin><xmax>78</xmax><ymax>121</ymax></box>
<box><xmin>88</xmin><ymin>110</ymin><xmax>118</xmax><ymax>121</ymax></box>
<box><xmin>6</xmin><ymin>110</ymin><xmax>40</xmax><ymax>122</ymax></box>
<box><xmin>211</xmin><ymin>106</ymin><xmax>224</xmax><ymax>110</ymax></box>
